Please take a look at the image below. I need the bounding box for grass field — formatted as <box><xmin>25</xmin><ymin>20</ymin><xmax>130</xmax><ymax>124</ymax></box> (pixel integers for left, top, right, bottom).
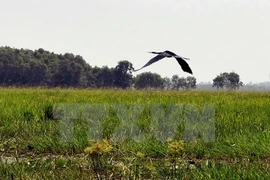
<box><xmin>0</xmin><ymin>88</ymin><xmax>270</xmax><ymax>179</ymax></box>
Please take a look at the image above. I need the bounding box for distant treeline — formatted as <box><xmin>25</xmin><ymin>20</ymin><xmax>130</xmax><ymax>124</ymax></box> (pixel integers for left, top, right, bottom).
<box><xmin>0</xmin><ymin>46</ymin><xmax>196</xmax><ymax>89</ymax></box>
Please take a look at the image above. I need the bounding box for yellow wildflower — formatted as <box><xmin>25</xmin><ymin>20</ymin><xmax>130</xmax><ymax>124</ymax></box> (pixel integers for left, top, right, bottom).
<box><xmin>84</xmin><ymin>139</ymin><xmax>113</xmax><ymax>155</ymax></box>
<box><xmin>168</xmin><ymin>140</ymin><xmax>184</xmax><ymax>153</ymax></box>
<box><xmin>136</xmin><ymin>151</ymin><xmax>145</xmax><ymax>158</ymax></box>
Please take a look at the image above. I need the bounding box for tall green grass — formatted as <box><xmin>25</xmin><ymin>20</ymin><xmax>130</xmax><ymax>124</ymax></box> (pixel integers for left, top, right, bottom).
<box><xmin>0</xmin><ymin>88</ymin><xmax>270</xmax><ymax>179</ymax></box>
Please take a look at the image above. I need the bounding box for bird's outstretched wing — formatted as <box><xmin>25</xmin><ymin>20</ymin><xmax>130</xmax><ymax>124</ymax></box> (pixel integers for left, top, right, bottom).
<box><xmin>134</xmin><ymin>54</ymin><xmax>165</xmax><ymax>71</ymax></box>
<box><xmin>174</xmin><ymin>57</ymin><xmax>193</xmax><ymax>75</ymax></box>
<box><xmin>175</xmin><ymin>55</ymin><xmax>190</xmax><ymax>61</ymax></box>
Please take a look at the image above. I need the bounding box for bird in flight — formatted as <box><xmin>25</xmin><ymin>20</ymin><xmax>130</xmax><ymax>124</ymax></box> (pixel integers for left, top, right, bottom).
<box><xmin>134</xmin><ymin>50</ymin><xmax>193</xmax><ymax>75</ymax></box>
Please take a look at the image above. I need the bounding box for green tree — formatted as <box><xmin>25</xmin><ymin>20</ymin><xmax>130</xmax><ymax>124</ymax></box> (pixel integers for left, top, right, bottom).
<box><xmin>26</xmin><ymin>60</ymin><xmax>48</xmax><ymax>86</ymax></box>
<box><xmin>171</xmin><ymin>75</ymin><xmax>187</xmax><ymax>90</ymax></box>
<box><xmin>134</xmin><ymin>72</ymin><xmax>165</xmax><ymax>89</ymax></box>
<box><xmin>213</xmin><ymin>72</ymin><xmax>243</xmax><ymax>90</ymax></box>
<box><xmin>225</xmin><ymin>72</ymin><xmax>243</xmax><ymax>89</ymax></box>
<box><xmin>213</xmin><ymin>75</ymin><xmax>226</xmax><ymax>89</ymax></box>
<box><xmin>171</xmin><ymin>75</ymin><xmax>181</xmax><ymax>90</ymax></box>
<box><xmin>92</xmin><ymin>66</ymin><xmax>115</xmax><ymax>88</ymax></box>
<box><xmin>186</xmin><ymin>76</ymin><xmax>197</xmax><ymax>90</ymax></box>
<box><xmin>163</xmin><ymin>77</ymin><xmax>172</xmax><ymax>89</ymax></box>
<box><xmin>171</xmin><ymin>75</ymin><xmax>196</xmax><ymax>90</ymax></box>
<box><xmin>178</xmin><ymin>77</ymin><xmax>188</xmax><ymax>90</ymax></box>
<box><xmin>0</xmin><ymin>46</ymin><xmax>129</xmax><ymax>88</ymax></box>
<box><xmin>52</xmin><ymin>60</ymin><xmax>83</xmax><ymax>87</ymax></box>
<box><xmin>114</xmin><ymin>60</ymin><xmax>134</xmax><ymax>89</ymax></box>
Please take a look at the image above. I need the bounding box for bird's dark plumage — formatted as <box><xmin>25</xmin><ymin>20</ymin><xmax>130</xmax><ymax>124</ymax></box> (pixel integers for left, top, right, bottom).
<box><xmin>134</xmin><ymin>50</ymin><xmax>193</xmax><ymax>74</ymax></box>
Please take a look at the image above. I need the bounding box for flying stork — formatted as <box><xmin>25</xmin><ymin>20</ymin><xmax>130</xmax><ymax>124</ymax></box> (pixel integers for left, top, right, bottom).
<box><xmin>134</xmin><ymin>50</ymin><xmax>193</xmax><ymax>75</ymax></box>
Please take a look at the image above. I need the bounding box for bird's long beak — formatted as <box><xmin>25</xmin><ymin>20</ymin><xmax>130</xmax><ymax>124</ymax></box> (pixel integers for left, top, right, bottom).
<box><xmin>148</xmin><ymin>51</ymin><xmax>161</xmax><ymax>54</ymax></box>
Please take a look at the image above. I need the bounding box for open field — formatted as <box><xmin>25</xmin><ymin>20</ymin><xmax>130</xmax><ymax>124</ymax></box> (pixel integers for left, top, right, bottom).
<box><xmin>0</xmin><ymin>88</ymin><xmax>270</xmax><ymax>179</ymax></box>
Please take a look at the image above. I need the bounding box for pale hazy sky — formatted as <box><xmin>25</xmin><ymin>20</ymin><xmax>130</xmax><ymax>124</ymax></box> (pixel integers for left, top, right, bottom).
<box><xmin>1</xmin><ymin>0</ymin><xmax>270</xmax><ymax>83</ymax></box>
